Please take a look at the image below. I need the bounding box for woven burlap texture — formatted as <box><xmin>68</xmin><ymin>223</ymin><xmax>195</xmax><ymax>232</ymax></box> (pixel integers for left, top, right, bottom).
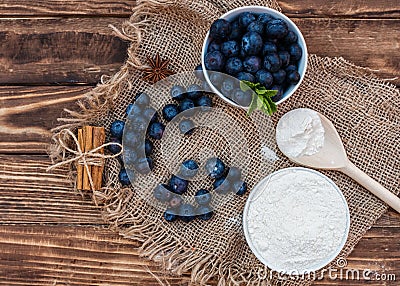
<box><xmin>50</xmin><ymin>0</ymin><xmax>400</xmax><ymax>285</ymax></box>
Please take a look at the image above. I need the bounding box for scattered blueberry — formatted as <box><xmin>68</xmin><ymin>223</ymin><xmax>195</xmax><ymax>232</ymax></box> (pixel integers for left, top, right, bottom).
<box><xmin>225</xmin><ymin>57</ymin><xmax>243</xmax><ymax>75</ymax></box>
<box><xmin>143</xmin><ymin>107</ymin><xmax>158</xmax><ymax>123</ymax></box>
<box><xmin>169</xmin><ymin>175</ymin><xmax>188</xmax><ymax>195</ymax></box>
<box><xmin>164</xmin><ymin>208</ymin><xmax>178</xmax><ymax>222</ymax></box>
<box><xmin>272</xmin><ymin>69</ymin><xmax>286</xmax><ymax>85</ymax></box>
<box><xmin>162</xmin><ymin>104</ymin><xmax>180</xmax><ymax>122</ymax></box>
<box><xmin>265</xmin><ymin>19</ymin><xmax>288</xmax><ymax>39</ymax></box>
<box><xmin>144</xmin><ymin>139</ymin><xmax>153</xmax><ymax>156</ymax></box>
<box><xmin>233</xmin><ymin>89</ymin><xmax>252</xmax><ymax>107</ymax></box>
<box><xmin>195</xmin><ymin>189</ymin><xmax>212</xmax><ymax>205</ymax></box>
<box><xmin>179</xmin><ymin>203</ymin><xmax>196</xmax><ymax>222</ymax></box>
<box><xmin>135</xmin><ymin>92</ymin><xmax>150</xmax><ymax>106</ymax></box>
<box><xmin>186</xmin><ymin>84</ymin><xmax>203</xmax><ymax>100</ymax></box>
<box><xmin>236</xmin><ymin>72</ymin><xmax>255</xmax><ymax>83</ymax></box>
<box><xmin>213</xmin><ymin>177</ymin><xmax>231</xmax><ymax>194</ymax></box>
<box><xmin>135</xmin><ymin>157</ymin><xmax>153</xmax><ymax>174</ymax></box>
<box><xmin>179</xmin><ymin>119</ymin><xmax>195</xmax><ymax>135</ymax></box>
<box><xmin>108</xmin><ymin>137</ymin><xmax>122</xmax><ymax>154</ymax></box>
<box><xmin>148</xmin><ymin>122</ymin><xmax>165</xmax><ymax>140</ymax></box>
<box><xmin>110</xmin><ymin>120</ymin><xmax>125</xmax><ymax>138</ymax></box>
<box><xmin>210</xmin><ymin>19</ymin><xmax>231</xmax><ymax>41</ymax></box>
<box><xmin>194</xmin><ymin>64</ymin><xmax>205</xmax><ymax>81</ymax></box>
<box><xmin>241</xmin><ymin>32</ymin><xmax>263</xmax><ymax>55</ymax></box>
<box><xmin>179</xmin><ymin>98</ymin><xmax>196</xmax><ymax>116</ymax></box>
<box><xmin>287</xmin><ymin>70</ymin><xmax>300</xmax><ymax>84</ymax></box>
<box><xmin>263</xmin><ymin>53</ymin><xmax>281</xmax><ymax>72</ymax></box>
<box><xmin>239</xmin><ymin>12</ymin><xmax>256</xmax><ymax>28</ymax></box>
<box><xmin>197</xmin><ymin>205</ymin><xmax>214</xmax><ymax>220</ymax></box>
<box><xmin>118</xmin><ymin>168</ymin><xmax>131</xmax><ymax>185</ymax></box>
<box><xmin>232</xmin><ymin>180</ymin><xmax>247</xmax><ymax>196</ymax></box>
<box><xmin>196</xmin><ymin>95</ymin><xmax>213</xmax><ymax>111</ymax></box>
<box><xmin>226</xmin><ymin>166</ymin><xmax>242</xmax><ymax>181</ymax></box>
<box><xmin>247</xmin><ymin>21</ymin><xmax>264</xmax><ymax>34</ymax></box>
<box><xmin>221</xmin><ymin>40</ymin><xmax>240</xmax><ymax>57</ymax></box>
<box><xmin>170</xmin><ymin>85</ymin><xmax>186</xmax><ymax>101</ymax></box>
<box><xmin>179</xmin><ymin>159</ymin><xmax>199</xmax><ymax>178</ymax></box>
<box><xmin>262</xmin><ymin>41</ymin><xmax>278</xmax><ymax>55</ymax></box>
<box><xmin>243</xmin><ymin>56</ymin><xmax>262</xmax><ymax>73</ymax></box>
<box><xmin>205</xmin><ymin>51</ymin><xmax>225</xmax><ymax>71</ymax></box>
<box><xmin>255</xmin><ymin>69</ymin><xmax>273</xmax><ymax>88</ymax></box>
<box><xmin>154</xmin><ymin>184</ymin><xmax>173</xmax><ymax>202</ymax></box>
<box><xmin>205</xmin><ymin>157</ymin><xmax>226</xmax><ymax>179</ymax></box>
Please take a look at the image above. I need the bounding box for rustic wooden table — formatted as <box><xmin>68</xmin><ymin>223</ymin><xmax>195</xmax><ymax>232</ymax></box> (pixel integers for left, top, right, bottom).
<box><xmin>0</xmin><ymin>1</ymin><xmax>399</xmax><ymax>285</ymax></box>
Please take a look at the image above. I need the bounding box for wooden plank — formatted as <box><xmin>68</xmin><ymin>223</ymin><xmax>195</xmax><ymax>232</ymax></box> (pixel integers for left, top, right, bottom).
<box><xmin>0</xmin><ymin>86</ymin><xmax>89</xmax><ymax>154</ymax></box>
<box><xmin>0</xmin><ymin>0</ymin><xmax>398</xmax><ymax>18</ymax></box>
<box><xmin>0</xmin><ymin>17</ymin><xmax>128</xmax><ymax>84</ymax></box>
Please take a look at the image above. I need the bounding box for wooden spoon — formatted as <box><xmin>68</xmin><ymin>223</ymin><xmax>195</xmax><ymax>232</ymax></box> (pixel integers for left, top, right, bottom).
<box><xmin>283</xmin><ymin>112</ymin><xmax>400</xmax><ymax>213</ymax></box>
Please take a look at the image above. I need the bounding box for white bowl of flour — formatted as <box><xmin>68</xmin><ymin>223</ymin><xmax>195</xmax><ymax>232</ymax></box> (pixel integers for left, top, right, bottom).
<box><xmin>243</xmin><ymin>167</ymin><xmax>350</xmax><ymax>275</ymax></box>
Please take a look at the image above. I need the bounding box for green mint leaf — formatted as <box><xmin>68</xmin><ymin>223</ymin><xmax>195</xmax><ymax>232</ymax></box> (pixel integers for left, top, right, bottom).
<box><xmin>265</xmin><ymin>89</ymin><xmax>278</xmax><ymax>98</ymax></box>
<box><xmin>240</xmin><ymin>80</ymin><xmax>254</xmax><ymax>91</ymax></box>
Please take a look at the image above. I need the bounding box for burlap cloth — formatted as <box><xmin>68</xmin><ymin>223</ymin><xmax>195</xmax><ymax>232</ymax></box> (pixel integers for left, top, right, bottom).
<box><xmin>50</xmin><ymin>0</ymin><xmax>400</xmax><ymax>285</ymax></box>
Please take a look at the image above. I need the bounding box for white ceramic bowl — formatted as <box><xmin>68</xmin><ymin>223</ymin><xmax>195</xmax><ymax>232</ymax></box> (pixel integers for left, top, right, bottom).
<box><xmin>242</xmin><ymin>167</ymin><xmax>350</xmax><ymax>274</ymax></box>
<box><xmin>201</xmin><ymin>6</ymin><xmax>308</xmax><ymax>107</ymax></box>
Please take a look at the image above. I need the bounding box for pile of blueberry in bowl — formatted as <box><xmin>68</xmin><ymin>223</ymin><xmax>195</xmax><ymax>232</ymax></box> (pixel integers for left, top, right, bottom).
<box><xmin>201</xmin><ymin>6</ymin><xmax>307</xmax><ymax>110</ymax></box>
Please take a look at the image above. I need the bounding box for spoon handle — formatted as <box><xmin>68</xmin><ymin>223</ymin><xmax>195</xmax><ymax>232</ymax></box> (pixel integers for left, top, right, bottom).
<box><xmin>340</xmin><ymin>161</ymin><xmax>400</xmax><ymax>213</ymax></box>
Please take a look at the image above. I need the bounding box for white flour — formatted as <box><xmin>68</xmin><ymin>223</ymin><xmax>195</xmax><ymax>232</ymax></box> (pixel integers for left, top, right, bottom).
<box><xmin>246</xmin><ymin>168</ymin><xmax>349</xmax><ymax>274</ymax></box>
<box><xmin>276</xmin><ymin>108</ymin><xmax>325</xmax><ymax>158</ymax></box>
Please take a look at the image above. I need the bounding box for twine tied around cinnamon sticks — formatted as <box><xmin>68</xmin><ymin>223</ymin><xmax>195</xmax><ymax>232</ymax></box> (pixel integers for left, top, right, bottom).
<box><xmin>47</xmin><ymin>127</ymin><xmax>123</xmax><ymax>191</ymax></box>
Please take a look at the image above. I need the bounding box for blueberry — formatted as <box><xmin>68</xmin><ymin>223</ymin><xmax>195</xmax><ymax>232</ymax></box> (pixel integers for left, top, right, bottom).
<box><xmin>232</xmin><ymin>180</ymin><xmax>247</xmax><ymax>196</ymax></box>
<box><xmin>287</xmin><ymin>70</ymin><xmax>300</xmax><ymax>84</ymax></box>
<box><xmin>229</xmin><ymin>20</ymin><xmax>242</xmax><ymax>41</ymax></box>
<box><xmin>179</xmin><ymin>98</ymin><xmax>196</xmax><ymax>116</ymax></box>
<box><xmin>213</xmin><ymin>177</ymin><xmax>231</xmax><ymax>194</ymax></box>
<box><xmin>238</xmin><ymin>12</ymin><xmax>256</xmax><ymax>28</ymax></box>
<box><xmin>194</xmin><ymin>64</ymin><xmax>205</xmax><ymax>81</ymax></box>
<box><xmin>283</xmin><ymin>30</ymin><xmax>298</xmax><ymax>44</ymax></box>
<box><xmin>118</xmin><ymin>168</ymin><xmax>131</xmax><ymax>185</ymax></box>
<box><xmin>110</xmin><ymin>120</ymin><xmax>125</xmax><ymax>138</ymax></box>
<box><xmin>135</xmin><ymin>157</ymin><xmax>153</xmax><ymax>174</ymax></box>
<box><xmin>236</xmin><ymin>72</ymin><xmax>255</xmax><ymax>83</ymax></box>
<box><xmin>195</xmin><ymin>189</ymin><xmax>212</xmax><ymax>205</ymax></box>
<box><xmin>135</xmin><ymin>92</ymin><xmax>150</xmax><ymax>106</ymax></box>
<box><xmin>207</xmin><ymin>40</ymin><xmax>221</xmax><ymax>52</ymax></box>
<box><xmin>288</xmin><ymin>43</ymin><xmax>302</xmax><ymax>62</ymax></box>
<box><xmin>265</xmin><ymin>19</ymin><xmax>289</xmax><ymax>39</ymax></box>
<box><xmin>148</xmin><ymin>122</ymin><xmax>165</xmax><ymax>140</ymax></box>
<box><xmin>179</xmin><ymin>119</ymin><xmax>195</xmax><ymax>135</ymax></box>
<box><xmin>162</xmin><ymin>104</ymin><xmax>179</xmax><ymax>122</ymax></box>
<box><xmin>225</xmin><ymin>57</ymin><xmax>243</xmax><ymax>75</ymax></box>
<box><xmin>108</xmin><ymin>137</ymin><xmax>122</xmax><ymax>154</ymax></box>
<box><xmin>263</xmin><ymin>53</ymin><xmax>281</xmax><ymax>72</ymax></box>
<box><xmin>278</xmin><ymin>51</ymin><xmax>290</xmax><ymax>67</ymax></box>
<box><xmin>179</xmin><ymin>203</ymin><xmax>196</xmax><ymax>222</ymax></box>
<box><xmin>255</xmin><ymin>69</ymin><xmax>273</xmax><ymax>88</ymax></box>
<box><xmin>226</xmin><ymin>166</ymin><xmax>242</xmax><ymax>181</ymax></box>
<box><xmin>243</xmin><ymin>56</ymin><xmax>262</xmax><ymax>73</ymax></box>
<box><xmin>247</xmin><ymin>21</ymin><xmax>264</xmax><ymax>34</ymax></box>
<box><xmin>233</xmin><ymin>89</ymin><xmax>252</xmax><ymax>107</ymax></box>
<box><xmin>196</xmin><ymin>95</ymin><xmax>213</xmax><ymax>111</ymax></box>
<box><xmin>205</xmin><ymin>51</ymin><xmax>225</xmax><ymax>71</ymax></box>
<box><xmin>285</xmin><ymin>64</ymin><xmax>297</xmax><ymax>73</ymax></box>
<box><xmin>220</xmin><ymin>78</ymin><xmax>236</xmax><ymax>98</ymax></box>
<box><xmin>221</xmin><ymin>40</ymin><xmax>240</xmax><ymax>57</ymax></box>
<box><xmin>209</xmin><ymin>72</ymin><xmax>224</xmax><ymax>88</ymax></box>
<box><xmin>131</xmin><ymin>116</ymin><xmax>148</xmax><ymax>133</ymax></box>
<box><xmin>205</xmin><ymin>157</ymin><xmax>225</xmax><ymax>179</ymax></box>
<box><xmin>270</xmin><ymin>85</ymin><xmax>284</xmax><ymax>102</ymax></box>
<box><xmin>126</xmin><ymin>103</ymin><xmax>141</xmax><ymax>116</ymax></box>
<box><xmin>257</xmin><ymin>13</ymin><xmax>275</xmax><ymax>24</ymax></box>
<box><xmin>164</xmin><ymin>208</ymin><xmax>178</xmax><ymax>222</ymax></box>
<box><xmin>241</xmin><ymin>32</ymin><xmax>263</xmax><ymax>55</ymax></box>
<box><xmin>170</xmin><ymin>85</ymin><xmax>186</xmax><ymax>101</ymax></box>
<box><xmin>123</xmin><ymin>149</ymin><xmax>138</xmax><ymax>165</ymax></box>
<box><xmin>144</xmin><ymin>139</ymin><xmax>153</xmax><ymax>156</ymax></box>
<box><xmin>154</xmin><ymin>184</ymin><xmax>173</xmax><ymax>202</ymax></box>
<box><xmin>143</xmin><ymin>107</ymin><xmax>158</xmax><ymax>123</ymax></box>
<box><xmin>197</xmin><ymin>205</ymin><xmax>213</xmax><ymax>221</ymax></box>
<box><xmin>180</xmin><ymin>159</ymin><xmax>199</xmax><ymax>178</ymax></box>
<box><xmin>262</xmin><ymin>41</ymin><xmax>278</xmax><ymax>55</ymax></box>
<box><xmin>210</xmin><ymin>19</ymin><xmax>231</xmax><ymax>42</ymax></box>
<box><xmin>186</xmin><ymin>84</ymin><xmax>203</xmax><ymax>100</ymax></box>
<box><xmin>272</xmin><ymin>69</ymin><xmax>286</xmax><ymax>85</ymax></box>
<box><xmin>169</xmin><ymin>175</ymin><xmax>188</xmax><ymax>195</ymax></box>
<box><xmin>168</xmin><ymin>194</ymin><xmax>183</xmax><ymax>208</ymax></box>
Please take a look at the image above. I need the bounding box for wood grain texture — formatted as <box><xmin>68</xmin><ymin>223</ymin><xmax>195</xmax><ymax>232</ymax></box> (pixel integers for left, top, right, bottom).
<box><xmin>0</xmin><ymin>0</ymin><xmax>398</xmax><ymax>18</ymax></box>
<box><xmin>0</xmin><ymin>86</ymin><xmax>89</xmax><ymax>154</ymax></box>
<box><xmin>0</xmin><ymin>17</ymin><xmax>128</xmax><ymax>84</ymax></box>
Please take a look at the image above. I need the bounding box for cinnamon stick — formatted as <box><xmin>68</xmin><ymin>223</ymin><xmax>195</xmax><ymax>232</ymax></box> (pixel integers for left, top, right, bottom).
<box><xmin>92</xmin><ymin>127</ymin><xmax>106</xmax><ymax>191</ymax></box>
<box><xmin>76</xmin><ymin>128</ymin><xmax>84</xmax><ymax>190</ymax></box>
<box><xmin>82</xmin><ymin>126</ymin><xmax>94</xmax><ymax>191</ymax></box>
